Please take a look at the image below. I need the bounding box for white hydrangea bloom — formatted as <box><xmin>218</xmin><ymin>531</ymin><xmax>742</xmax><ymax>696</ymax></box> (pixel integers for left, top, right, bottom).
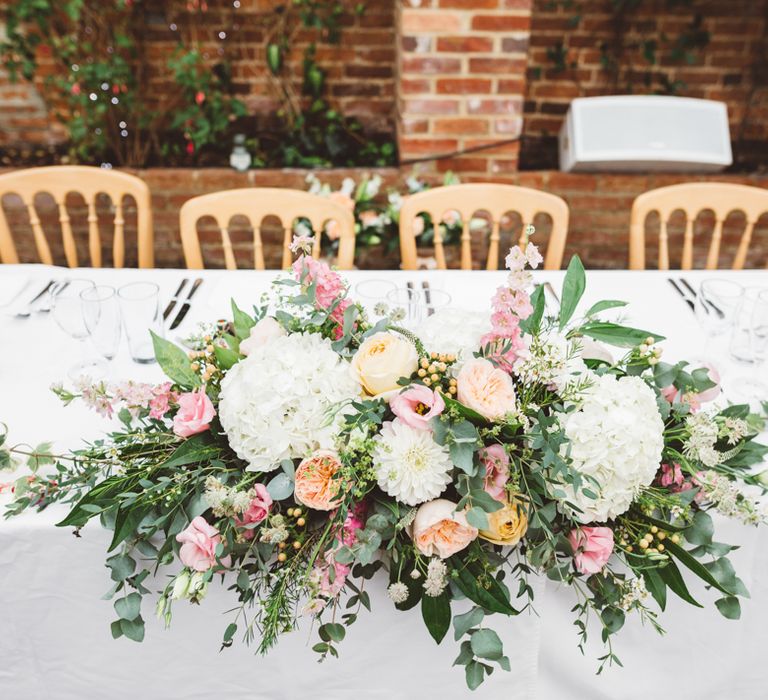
<box><xmin>554</xmin><ymin>374</ymin><xmax>664</xmax><ymax>523</ymax></box>
<box><xmin>218</xmin><ymin>333</ymin><xmax>360</xmax><ymax>472</ymax></box>
<box><xmin>372</xmin><ymin>419</ymin><xmax>453</xmax><ymax>506</ymax></box>
<box><xmin>416</xmin><ymin>308</ymin><xmax>490</xmax><ymax>368</ymax></box>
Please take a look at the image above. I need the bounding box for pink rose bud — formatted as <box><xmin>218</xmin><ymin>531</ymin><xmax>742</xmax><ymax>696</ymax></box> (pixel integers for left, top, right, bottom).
<box><xmin>235</xmin><ymin>484</ymin><xmax>273</xmax><ymax>539</ymax></box>
<box><xmin>176</xmin><ymin>516</ymin><xmax>231</xmax><ymax>572</ymax></box>
<box><xmin>567</xmin><ymin>526</ymin><xmax>614</xmax><ymax>575</ymax></box>
<box><xmin>173</xmin><ymin>389</ymin><xmax>215</xmax><ymax>438</ymax></box>
<box><xmin>479</xmin><ymin>444</ymin><xmax>510</xmax><ymax>502</ymax></box>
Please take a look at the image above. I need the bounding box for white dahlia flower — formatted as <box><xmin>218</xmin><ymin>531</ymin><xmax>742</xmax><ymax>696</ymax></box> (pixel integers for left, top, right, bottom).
<box><xmin>218</xmin><ymin>332</ymin><xmax>360</xmax><ymax>472</ymax></box>
<box><xmin>372</xmin><ymin>418</ymin><xmax>453</xmax><ymax>506</ymax></box>
<box><xmin>554</xmin><ymin>373</ymin><xmax>664</xmax><ymax>523</ymax></box>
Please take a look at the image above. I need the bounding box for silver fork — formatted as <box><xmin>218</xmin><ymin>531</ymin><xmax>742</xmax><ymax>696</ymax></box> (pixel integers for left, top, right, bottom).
<box><xmin>13</xmin><ymin>279</ymin><xmax>56</xmax><ymax>318</ymax></box>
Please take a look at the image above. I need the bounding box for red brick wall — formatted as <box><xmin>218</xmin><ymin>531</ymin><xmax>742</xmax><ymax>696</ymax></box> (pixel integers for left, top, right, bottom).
<box><xmin>0</xmin><ymin>0</ymin><xmax>397</xmax><ymax>147</ymax></box>
<box><xmin>3</xmin><ymin>167</ymin><xmax>767</xmax><ymax>270</ymax></box>
<box><xmin>522</xmin><ymin>0</ymin><xmax>768</xmax><ymax>169</ymax></box>
<box><xmin>396</xmin><ymin>0</ymin><xmax>532</xmax><ymax>178</ymax></box>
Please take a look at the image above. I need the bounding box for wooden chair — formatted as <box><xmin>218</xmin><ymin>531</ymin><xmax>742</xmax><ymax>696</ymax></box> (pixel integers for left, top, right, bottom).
<box><xmin>179</xmin><ymin>188</ymin><xmax>356</xmax><ymax>270</ymax></box>
<box><xmin>399</xmin><ymin>183</ymin><xmax>569</xmax><ymax>271</ymax></box>
<box><xmin>629</xmin><ymin>182</ymin><xmax>768</xmax><ymax>270</ymax></box>
<box><xmin>0</xmin><ymin>165</ymin><xmax>153</xmax><ymax>268</ymax></box>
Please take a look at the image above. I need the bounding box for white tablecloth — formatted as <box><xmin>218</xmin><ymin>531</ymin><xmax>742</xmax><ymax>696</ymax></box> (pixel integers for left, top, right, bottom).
<box><xmin>1</xmin><ymin>265</ymin><xmax>767</xmax><ymax>699</ymax></box>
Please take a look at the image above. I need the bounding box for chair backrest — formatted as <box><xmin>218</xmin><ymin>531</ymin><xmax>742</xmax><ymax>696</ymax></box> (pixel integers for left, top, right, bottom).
<box><xmin>179</xmin><ymin>188</ymin><xmax>356</xmax><ymax>270</ymax></box>
<box><xmin>629</xmin><ymin>182</ymin><xmax>768</xmax><ymax>270</ymax></box>
<box><xmin>0</xmin><ymin>165</ymin><xmax>153</xmax><ymax>268</ymax></box>
<box><xmin>398</xmin><ymin>183</ymin><xmax>569</xmax><ymax>271</ymax></box>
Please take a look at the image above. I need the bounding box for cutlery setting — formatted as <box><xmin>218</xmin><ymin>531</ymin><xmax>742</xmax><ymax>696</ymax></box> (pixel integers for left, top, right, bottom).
<box><xmin>12</xmin><ymin>279</ymin><xmax>69</xmax><ymax>318</ymax></box>
<box><xmin>169</xmin><ymin>277</ymin><xmax>203</xmax><ymax>330</ymax></box>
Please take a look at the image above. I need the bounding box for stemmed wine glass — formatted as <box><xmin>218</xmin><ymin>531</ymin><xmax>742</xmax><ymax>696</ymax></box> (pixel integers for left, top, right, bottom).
<box><xmin>728</xmin><ymin>287</ymin><xmax>768</xmax><ymax>403</ymax></box>
<box><xmin>80</xmin><ymin>285</ymin><xmax>122</xmax><ymax>366</ymax></box>
<box><xmin>51</xmin><ymin>279</ymin><xmax>106</xmax><ymax>380</ymax></box>
<box><xmin>693</xmin><ymin>279</ymin><xmax>743</xmax><ymax>363</ymax></box>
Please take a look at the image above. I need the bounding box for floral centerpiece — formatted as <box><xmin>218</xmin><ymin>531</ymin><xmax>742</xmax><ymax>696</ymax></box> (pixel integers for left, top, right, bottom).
<box><xmin>3</xmin><ymin>239</ymin><xmax>767</xmax><ymax>690</ymax></box>
<box><xmin>304</xmin><ymin>171</ymin><xmax>473</xmax><ymax>259</ymax></box>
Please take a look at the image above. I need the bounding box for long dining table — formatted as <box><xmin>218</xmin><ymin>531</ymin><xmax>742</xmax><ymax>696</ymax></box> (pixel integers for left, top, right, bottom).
<box><xmin>1</xmin><ymin>263</ymin><xmax>767</xmax><ymax>700</ymax></box>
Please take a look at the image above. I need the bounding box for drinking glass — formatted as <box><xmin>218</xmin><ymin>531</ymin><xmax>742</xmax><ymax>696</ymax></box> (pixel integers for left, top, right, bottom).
<box><xmin>81</xmin><ymin>285</ymin><xmax>122</xmax><ymax>362</ymax></box>
<box><xmin>422</xmin><ymin>288</ymin><xmax>451</xmax><ymax>316</ymax></box>
<box><xmin>118</xmin><ymin>282</ymin><xmax>161</xmax><ymax>364</ymax></box>
<box><xmin>728</xmin><ymin>287</ymin><xmax>768</xmax><ymax>401</ymax></box>
<box><xmin>50</xmin><ymin>278</ymin><xmax>105</xmax><ymax>380</ymax></box>
<box><xmin>694</xmin><ymin>279</ymin><xmax>743</xmax><ymax>338</ymax></box>
<box><xmin>386</xmin><ymin>287</ymin><xmax>424</xmax><ymax>328</ymax></box>
<box><xmin>354</xmin><ymin>279</ymin><xmax>397</xmax><ymax>319</ymax></box>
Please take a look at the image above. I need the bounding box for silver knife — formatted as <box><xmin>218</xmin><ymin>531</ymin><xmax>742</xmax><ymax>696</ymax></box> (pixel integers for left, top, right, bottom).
<box><xmin>667</xmin><ymin>278</ymin><xmax>695</xmax><ymax>311</ymax></box>
<box><xmin>169</xmin><ymin>278</ymin><xmax>203</xmax><ymax>330</ymax></box>
<box><xmin>163</xmin><ymin>278</ymin><xmax>189</xmax><ymax>320</ymax></box>
<box><xmin>422</xmin><ymin>280</ymin><xmax>434</xmax><ymax>316</ymax></box>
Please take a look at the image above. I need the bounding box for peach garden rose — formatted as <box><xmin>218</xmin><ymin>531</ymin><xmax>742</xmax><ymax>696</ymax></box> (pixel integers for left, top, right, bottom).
<box><xmin>411</xmin><ymin>498</ymin><xmax>478</xmax><ymax>559</ymax></box>
<box><xmin>294</xmin><ymin>450</ymin><xmax>345</xmax><ymax>511</ymax></box>
<box><xmin>456</xmin><ymin>358</ymin><xmax>517</xmax><ymax>421</ymax></box>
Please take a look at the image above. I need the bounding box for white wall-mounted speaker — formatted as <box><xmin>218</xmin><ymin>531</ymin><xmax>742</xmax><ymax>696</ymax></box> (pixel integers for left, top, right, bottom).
<box><xmin>558</xmin><ymin>95</ymin><xmax>732</xmax><ymax>173</ymax></box>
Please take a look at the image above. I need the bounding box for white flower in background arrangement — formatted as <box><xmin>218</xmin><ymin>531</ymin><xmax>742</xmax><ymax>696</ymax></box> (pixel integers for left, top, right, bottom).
<box><xmin>364</xmin><ymin>174</ymin><xmax>382</xmax><ymax>199</ymax></box>
<box><xmin>416</xmin><ymin>308</ymin><xmax>491</xmax><ymax>368</ymax></box>
<box><xmin>340</xmin><ymin>177</ymin><xmax>355</xmax><ymax>197</ymax></box>
<box><xmin>514</xmin><ymin>332</ymin><xmax>587</xmax><ymax>394</ymax></box>
<box><xmin>218</xmin><ymin>333</ymin><xmax>360</xmax><ymax>472</ymax></box>
<box><xmin>372</xmin><ymin>418</ymin><xmax>453</xmax><ymax>506</ymax></box>
<box><xmin>554</xmin><ymin>374</ymin><xmax>664</xmax><ymax>523</ymax></box>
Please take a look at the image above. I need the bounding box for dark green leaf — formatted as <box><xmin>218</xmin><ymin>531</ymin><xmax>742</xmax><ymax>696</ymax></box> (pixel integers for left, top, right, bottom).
<box><xmin>579</xmin><ymin>321</ymin><xmax>664</xmax><ymax>348</ymax></box>
<box><xmin>454</xmin><ymin>564</ymin><xmax>519</xmax><ymax>616</ymax></box>
<box><xmin>421</xmin><ymin>592</ymin><xmax>451</xmax><ymax>644</ymax></box>
<box><xmin>642</xmin><ymin>569</ymin><xmax>667</xmax><ymax>610</ymax></box>
<box><xmin>665</xmin><ymin>540</ymin><xmax>736</xmax><ymax>596</ymax></box>
<box><xmin>520</xmin><ymin>284</ymin><xmax>545</xmax><ymax>334</ymax></box>
<box><xmin>685</xmin><ymin>511</ymin><xmax>714</xmax><ymax>546</ymax></box>
<box><xmin>658</xmin><ymin>560</ymin><xmax>703</xmax><ymax>607</ymax></box>
<box><xmin>319</xmin><ymin>622</ymin><xmax>345</xmax><ymax>643</ymax></box>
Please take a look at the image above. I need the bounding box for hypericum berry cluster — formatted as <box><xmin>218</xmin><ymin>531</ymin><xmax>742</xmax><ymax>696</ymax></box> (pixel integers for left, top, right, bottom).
<box><xmin>416</xmin><ymin>352</ymin><xmax>457</xmax><ymax>393</ymax></box>
<box><xmin>618</xmin><ymin>524</ymin><xmax>680</xmax><ymax>554</ymax></box>
<box><xmin>636</xmin><ymin>336</ymin><xmax>663</xmax><ymax>365</ymax></box>
<box><xmin>275</xmin><ymin>507</ymin><xmax>308</xmax><ymax>564</ymax></box>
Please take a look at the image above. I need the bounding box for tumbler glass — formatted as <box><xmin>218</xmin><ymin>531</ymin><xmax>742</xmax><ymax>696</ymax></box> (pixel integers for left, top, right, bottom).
<box><xmin>118</xmin><ymin>282</ymin><xmax>162</xmax><ymax>364</ymax></box>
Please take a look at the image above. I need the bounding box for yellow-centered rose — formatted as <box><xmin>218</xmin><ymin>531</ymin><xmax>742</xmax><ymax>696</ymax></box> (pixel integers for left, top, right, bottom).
<box><xmin>479</xmin><ymin>496</ymin><xmax>528</xmax><ymax>546</ymax></box>
<box><xmin>351</xmin><ymin>332</ymin><xmax>418</xmax><ymax>396</ymax></box>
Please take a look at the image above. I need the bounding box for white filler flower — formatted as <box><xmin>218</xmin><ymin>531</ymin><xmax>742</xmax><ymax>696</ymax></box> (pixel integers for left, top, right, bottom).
<box><xmin>555</xmin><ymin>374</ymin><xmax>664</xmax><ymax>523</ymax></box>
<box><xmin>218</xmin><ymin>332</ymin><xmax>360</xmax><ymax>471</ymax></box>
<box><xmin>372</xmin><ymin>418</ymin><xmax>453</xmax><ymax>506</ymax></box>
